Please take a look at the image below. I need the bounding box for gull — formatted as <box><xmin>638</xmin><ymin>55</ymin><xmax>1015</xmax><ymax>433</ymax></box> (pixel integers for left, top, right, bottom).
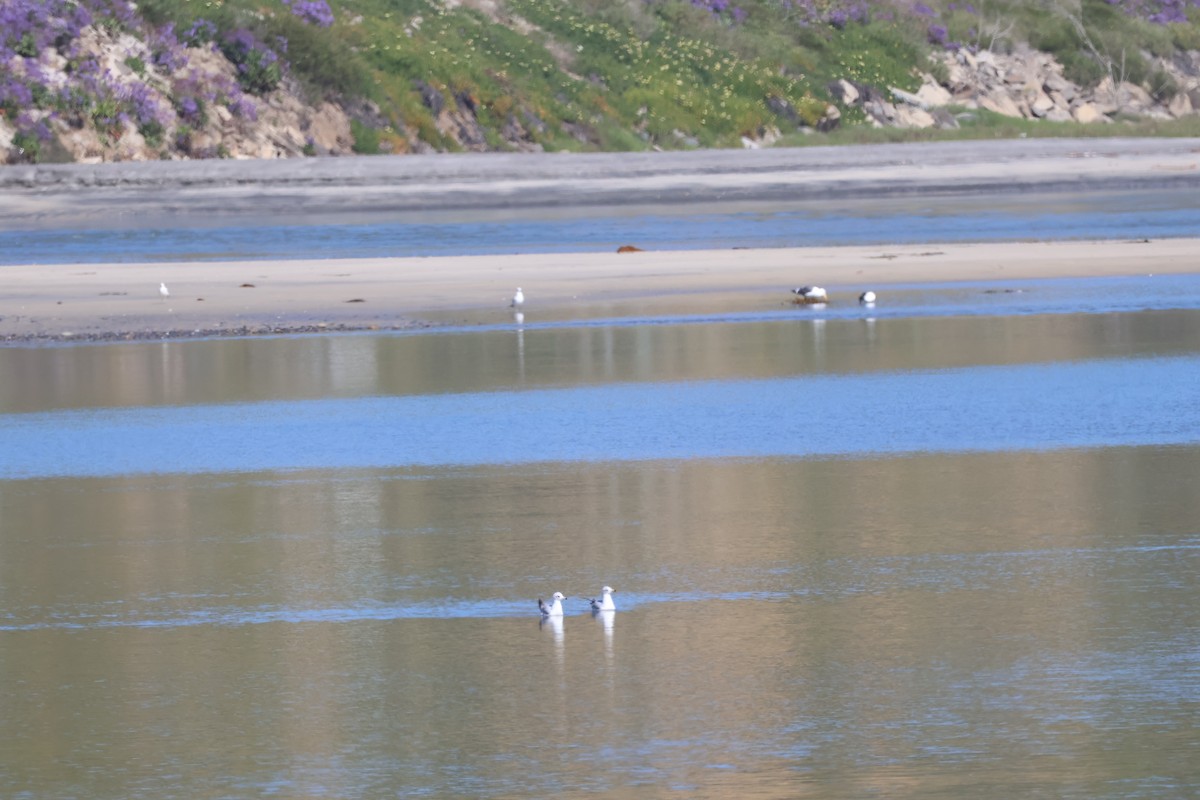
<box><xmin>588</xmin><ymin>586</ymin><xmax>616</xmax><ymax>612</ymax></box>
<box><xmin>511</xmin><ymin>287</ymin><xmax>524</xmax><ymax>308</ymax></box>
<box><xmin>792</xmin><ymin>285</ymin><xmax>827</xmax><ymax>304</ymax></box>
<box><xmin>538</xmin><ymin>591</ymin><xmax>566</xmax><ymax>617</ymax></box>
<box><xmin>159</xmin><ymin>282</ymin><xmax>170</xmax><ymax>298</ymax></box>
<box><xmin>859</xmin><ymin>290</ymin><xmax>877</xmax><ymax>305</ymax></box>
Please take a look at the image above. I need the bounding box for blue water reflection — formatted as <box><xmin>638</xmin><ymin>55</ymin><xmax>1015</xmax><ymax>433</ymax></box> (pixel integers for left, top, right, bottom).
<box><xmin>3</xmin><ymin>190</ymin><xmax>1198</xmax><ymax>264</ymax></box>
<box><xmin>4</xmin><ymin>355</ymin><xmax>1198</xmax><ymax>478</ymax></box>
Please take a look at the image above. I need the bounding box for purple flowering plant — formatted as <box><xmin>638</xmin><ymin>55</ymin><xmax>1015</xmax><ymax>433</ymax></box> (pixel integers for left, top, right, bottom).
<box><xmin>281</xmin><ymin>0</ymin><xmax>334</xmax><ymax>28</ymax></box>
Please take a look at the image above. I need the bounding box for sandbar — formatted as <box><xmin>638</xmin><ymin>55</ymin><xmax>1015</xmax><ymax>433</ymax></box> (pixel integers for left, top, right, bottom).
<box><xmin>3</xmin><ymin>138</ymin><xmax>1199</xmax><ymax>342</ymax></box>
<box><xmin>2</xmin><ymin>238</ymin><xmax>1197</xmax><ymax>342</ymax></box>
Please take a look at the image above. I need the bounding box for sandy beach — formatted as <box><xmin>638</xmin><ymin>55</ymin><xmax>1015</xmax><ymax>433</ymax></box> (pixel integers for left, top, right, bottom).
<box><xmin>3</xmin><ymin>238</ymin><xmax>1198</xmax><ymax>342</ymax></box>
<box><xmin>3</xmin><ymin>138</ymin><xmax>1199</xmax><ymax>341</ymax></box>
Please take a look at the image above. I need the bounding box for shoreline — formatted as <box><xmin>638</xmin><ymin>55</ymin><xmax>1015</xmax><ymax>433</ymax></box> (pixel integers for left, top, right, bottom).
<box><xmin>4</xmin><ymin>139</ymin><xmax>1200</xmax><ymax>343</ymax></box>
<box><xmin>3</xmin><ymin>238</ymin><xmax>1197</xmax><ymax>343</ymax></box>
<box><xmin>3</xmin><ymin>137</ymin><xmax>1200</xmax><ymax>229</ymax></box>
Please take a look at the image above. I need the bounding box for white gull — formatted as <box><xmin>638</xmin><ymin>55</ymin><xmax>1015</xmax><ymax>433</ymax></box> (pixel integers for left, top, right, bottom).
<box><xmin>588</xmin><ymin>586</ymin><xmax>616</xmax><ymax>612</ymax></box>
<box><xmin>538</xmin><ymin>591</ymin><xmax>566</xmax><ymax>617</ymax></box>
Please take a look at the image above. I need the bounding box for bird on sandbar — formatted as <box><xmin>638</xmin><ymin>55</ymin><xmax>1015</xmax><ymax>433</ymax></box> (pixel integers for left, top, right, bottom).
<box><xmin>792</xmin><ymin>285</ymin><xmax>827</xmax><ymax>304</ymax></box>
<box><xmin>538</xmin><ymin>591</ymin><xmax>566</xmax><ymax>617</ymax></box>
<box><xmin>859</xmin><ymin>290</ymin><xmax>877</xmax><ymax>305</ymax></box>
<box><xmin>588</xmin><ymin>586</ymin><xmax>616</xmax><ymax>612</ymax></box>
<box><xmin>159</xmin><ymin>282</ymin><xmax>170</xmax><ymax>298</ymax></box>
<box><xmin>511</xmin><ymin>287</ymin><xmax>525</xmax><ymax>308</ymax></box>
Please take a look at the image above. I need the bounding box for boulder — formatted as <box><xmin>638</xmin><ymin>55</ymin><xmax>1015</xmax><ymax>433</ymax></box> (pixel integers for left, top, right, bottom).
<box><xmin>307</xmin><ymin>102</ymin><xmax>353</xmax><ymax>153</ymax></box>
<box><xmin>891</xmin><ymin>86</ymin><xmax>927</xmax><ymax>108</ymax></box>
<box><xmin>892</xmin><ymin>104</ymin><xmax>936</xmax><ymax>128</ymax></box>
<box><xmin>978</xmin><ymin>93</ymin><xmax>1023</xmax><ymax>118</ymax></box>
<box><xmin>817</xmin><ymin>104</ymin><xmax>841</xmax><ymax>132</ymax></box>
<box><xmin>1168</xmin><ymin>91</ymin><xmax>1194</xmax><ymax>118</ymax></box>
<box><xmin>1117</xmin><ymin>81</ymin><xmax>1154</xmax><ymax>114</ymax></box>
<box><xmin>1091</xmin><ymin>78</ymin><xmax>1120</xmax><ymax>114</ymax></box>
<box><xmin>829</xmin><ymin>79</ymin><xmax>860</xmax><ymax>106</ymax></box>
<box><xmin>1072</xmin><ymin>103</ymin><xmax>1108</xmax><ymax>124</ymax></box>
<box><xmin>916</xmin><ymin>81</ymin><xmax>953</xmax><ymax>107</ymax></box>
<box><xmin>1030</xmin><ymin>92</ymin><xmax>1057</xmax><ymax>118</ymax></box>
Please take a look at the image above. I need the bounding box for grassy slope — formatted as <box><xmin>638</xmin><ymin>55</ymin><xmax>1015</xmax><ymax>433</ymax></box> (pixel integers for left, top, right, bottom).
<box><xmin>135</xmin><ymin>0</ymin><xmax>1200</xmax><ymax>152</ymax></box>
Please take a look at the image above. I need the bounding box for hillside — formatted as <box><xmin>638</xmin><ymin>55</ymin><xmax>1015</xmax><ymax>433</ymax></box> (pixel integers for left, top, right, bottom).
<box><xmin>3</xmin><ymin>0</ymin><xmax>1200</xmax><ymax>163</ymax></box>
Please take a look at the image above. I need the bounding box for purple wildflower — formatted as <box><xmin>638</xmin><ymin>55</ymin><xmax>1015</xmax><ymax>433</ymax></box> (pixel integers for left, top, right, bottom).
<box><xmin>281</xmin><ymin>0</ymin><xmax>334</xmax><ymax>27</ymax></box>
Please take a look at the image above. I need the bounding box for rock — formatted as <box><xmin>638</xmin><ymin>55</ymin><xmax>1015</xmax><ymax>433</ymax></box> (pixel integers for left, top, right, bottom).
<box><xmin>978</xmin><ymin>93</ymin><xmax>1023</xmax><ymax>118</ymax></box>
<box><xmin>438</xmin><ymin>108</ymin><xmax>487</xmax><ymax>150</ymax></box>
<box><xmin>1043</xmin><ymin>72</ymin><xmax>1072</xmax><ymax>94</ymax></box>
<box><xmin>1106</xmin><ymin>81</ymin><xmax>1155</xmax><ymax>117</ymax></box>
<box><xmin>891</xmin><ymin>86</ymin><xmax>927</xmax><ymax>108</ymax></box>
<box><xmin>766</xmin><ymin>96</ymin><xmax>800</xmax><ymax>124</ymax></box>
<box><xmin>862</xmin><ymin>100</ymin><xmax>895</xmax><ymax>126</ymax></box>
<box><xmin>413</xmin><ymin>80</ymin><xmax>444</xmax><ymax>116</ymax></box>
<box><xmin>916</xmin><ymin>81</ymin><xmax>953</xmax><ymax>107</ymax></box>
<box><xmin>306</xmin><ymin>102</ymin><xmax>353</xmax><ymax>153</ymax></box>
<box><xmin>1072</xmin><ymin>103</ymin><xmax>1108</xmax><ymax>124</ymax></box>
<box><xmin>1169</xmin><ymin>91</ymin><xmax>1194</xmax><ymax>118</ymax></box>
<box><xmin>1044</xmin><ymin>107</ymin><xmax>1073</xmax><ymax>122</ymax></box>
<box><xmin>931</xmin><ymin>108</ymin><xmax>960</xmax><ymax>129</ymax></box>
<box><xmin>893</xmin><ymin>104</ymin><xmax>936</xmax><ymax>128</ymax></box>
<box><xmin>829</xmin><ymin>79</ymin><xmax>859</xmax><ymax>106</ymax></box>
<box><xmin>817</xmin><ymin>104</ymin><xmax>841</xmax><ymax>132</ymax></box>
<box><xmin>1030</xmin><ymin>92</ymin><xmax>1056</xmax><ymax>118</ymax></box>
<box><xmin>1092</xmin><ymin>78</ymin><xmax>1120</xmax><ymax>114</ymax></box>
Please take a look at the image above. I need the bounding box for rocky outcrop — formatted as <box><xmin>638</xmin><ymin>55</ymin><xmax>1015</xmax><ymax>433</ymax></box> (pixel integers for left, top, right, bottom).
<box><xmin>1</xmin><ymin>21</ymin><xmax>363</xmax><ymax>164</ymax></box>
<box><xmin>835</xmin><ymin>45</ymin><xmax>1200</xmax><ymax>130</ymax></box>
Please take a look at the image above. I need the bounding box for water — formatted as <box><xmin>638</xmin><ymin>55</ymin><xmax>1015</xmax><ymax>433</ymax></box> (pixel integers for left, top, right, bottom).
<box><xmin>2</xmin><ymin>288</ymin><xmax>1200</xmax><ymax>797</ymax></box>
<box><xmin>2</xmin><ymin>188</ymin><xmax>1198</xmax><ymax>264</ymax></box>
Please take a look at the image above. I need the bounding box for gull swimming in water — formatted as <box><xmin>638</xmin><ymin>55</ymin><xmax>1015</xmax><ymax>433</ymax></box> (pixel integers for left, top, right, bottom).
<box><xmin>159</xmin><ymin>282</ymin><xmax>170</xmax><ymax>298</ymax></box>
<box><xmin>511</xmin><ymin>287</ymin><xmax>525</xmax><ymax>308</ymax></box>
<box><xmin>859</xmin><ymin>290</ymin><xmax>877</xmax><ymax>305</ymax></box>
<box><xmin>588</xmin><ymin>586</ymin><xmax>616</xmax><ymax>612</ymax></box>
<box><xmin>538</xmin><ymin>591</ymin><xmax>566</xmax><ymax>617</ymax></box>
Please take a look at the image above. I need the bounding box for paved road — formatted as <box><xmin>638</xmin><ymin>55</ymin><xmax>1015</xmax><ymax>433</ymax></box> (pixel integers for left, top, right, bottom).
<box><xmin>2</xmin><ymin>137</ymin><xmax>1198</xmax><ymax>229</ymax></box>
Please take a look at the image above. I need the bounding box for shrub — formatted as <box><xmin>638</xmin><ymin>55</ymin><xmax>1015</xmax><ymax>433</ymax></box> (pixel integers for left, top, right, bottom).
<box><xmin>350</xmin><ymin>118</ymin><xmax>381</xmax><ymax>153</ymax></box>
<box><xmin>220</xmin><ymin>28</ymin><xmax>283</xmax><ymax>94</ymax></box>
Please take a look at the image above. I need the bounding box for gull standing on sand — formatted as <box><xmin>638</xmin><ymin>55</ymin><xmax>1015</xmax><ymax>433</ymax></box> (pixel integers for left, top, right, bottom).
<box><xmin>511</xmin><ymin>287</ymin><xmax>525</xmax><ymax>308</ymax></box>
<box><xmin>159</xmin><ymin>282</ymin><xmax>170</xmax><ymax>298</ymax></box>
<box><xmin>589</xmin><ymin>586</ymin><xmax>616</xmax><ymax>612</ymax></box>
<box><xmin>538</xmin><ymin>591</ymin><xmax>566</xmax><ymax>617</ymax></box>
<box><xmin>792</xmin><ymin>286</ymin><xmax>827</xmax><ymax>303</ymax></box>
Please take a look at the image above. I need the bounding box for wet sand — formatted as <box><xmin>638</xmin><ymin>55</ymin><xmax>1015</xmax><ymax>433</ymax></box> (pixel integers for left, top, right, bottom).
<box><xmin>3</xmin><ymin>138</ymin><xmax>1199</xmax><ymax>341</ymax></box>
<box><xmin>3</xmin><ymin>238</ymin><xmax>1198</xmax><ymax>342</ymax></box>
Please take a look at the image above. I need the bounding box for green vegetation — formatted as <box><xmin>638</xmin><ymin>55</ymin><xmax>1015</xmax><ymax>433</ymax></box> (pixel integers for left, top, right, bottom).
<box><xmin>10</xmin><ymin>0</ymin><xmax>1200</xmax><ymax>158</ymax></box>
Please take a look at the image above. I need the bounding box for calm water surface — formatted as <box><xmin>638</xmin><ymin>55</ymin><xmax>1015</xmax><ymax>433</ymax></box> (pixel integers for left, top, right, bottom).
<box><xmin>2</xmin><ymin>278</ymin><xmax>1199</xmax><ymax>798</ymax></box>
<box><xmin>2</xmin><ymin>188</ymin><xmax>1198</xmax><ymax>264</ymax></box>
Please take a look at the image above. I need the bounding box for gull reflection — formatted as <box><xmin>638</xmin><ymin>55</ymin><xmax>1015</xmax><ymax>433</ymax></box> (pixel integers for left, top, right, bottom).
<box><xmin>593</xmin><ymin>608</ymin><xmax>615</xmax><ymax>662</ymax></box>
<box><xmin>540</xmin><ymin>613</ymin><xmax>565</xmax><ymax>664</ymax></box>
<box><xmin>515</xmin><ymin>311</ymin><xmax>526</xmax><ymax>381</ymax></box>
